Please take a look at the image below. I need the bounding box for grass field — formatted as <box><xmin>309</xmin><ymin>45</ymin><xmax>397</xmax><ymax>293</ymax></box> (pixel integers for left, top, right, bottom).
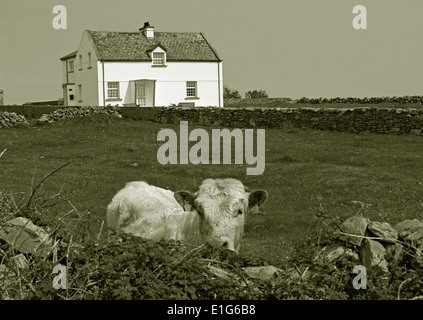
<box><xmin>1</xmin><ymin>115</ymin><xmax>423</xmax><ymax>267</ymax></box>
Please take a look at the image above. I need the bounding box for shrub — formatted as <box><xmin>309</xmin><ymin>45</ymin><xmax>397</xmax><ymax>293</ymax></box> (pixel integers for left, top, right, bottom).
<box><xmin>223</xmin><ymin>86</ymin><xmax>241</xmax><ymax>99</ymax></box>
<box><xmin>245</xmin><ymin>90</ymin><xmax>268</xmax><ymax>99</ymax></box>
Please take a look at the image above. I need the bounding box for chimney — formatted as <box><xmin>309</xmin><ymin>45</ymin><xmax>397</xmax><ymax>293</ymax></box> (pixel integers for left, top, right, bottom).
<box><xmin>139</xmin><ymin>21</ymin><xmax>154</xmax><ymax>38</ymax></box>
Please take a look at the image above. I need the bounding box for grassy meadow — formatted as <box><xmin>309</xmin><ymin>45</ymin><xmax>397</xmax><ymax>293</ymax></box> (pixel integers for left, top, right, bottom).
<box><xmin>1</xmin><ymin>115</ymin><xmax>423</xmax><ymax>267</ymax></box>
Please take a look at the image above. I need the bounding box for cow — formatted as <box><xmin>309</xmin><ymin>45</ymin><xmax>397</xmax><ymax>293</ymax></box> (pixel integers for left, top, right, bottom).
<box><xmin>106</xmin><ymin>178</ymin><xmax>268</xmax><ymax>253</ymax></box>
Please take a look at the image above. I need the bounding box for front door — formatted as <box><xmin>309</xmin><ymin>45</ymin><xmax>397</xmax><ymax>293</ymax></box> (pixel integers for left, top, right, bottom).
<box><xmin>136</xmin><ymin>83</ymin><xmax>146</xmax><ymax>106</ymax></box>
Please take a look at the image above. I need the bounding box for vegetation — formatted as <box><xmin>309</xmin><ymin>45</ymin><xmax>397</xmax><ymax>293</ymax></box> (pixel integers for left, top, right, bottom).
<box><xmin>1</xmin><ymin>186</ymin><xmax>422</xmax><ymax>300</ymax></box>
<box><xmin>244</xmin><ymin>90</ymin><xmax>268</xmax><ymax>99</ymax></box>
<box><xmin>223</xmin><ymin>86</ymin><xmax>241</xmax><ymax>99</ymax></box>
<box><xmin>1</xmin><ymin>114</ymin><xmax>423</xmax><ymax>299</ymax></box>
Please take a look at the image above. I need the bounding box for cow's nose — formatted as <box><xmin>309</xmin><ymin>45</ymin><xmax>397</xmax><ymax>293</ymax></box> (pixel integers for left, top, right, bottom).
<box><xmin>220</xmin><ymin>237</ymin><xmax>234</xmax><ymax>251</ymax></box>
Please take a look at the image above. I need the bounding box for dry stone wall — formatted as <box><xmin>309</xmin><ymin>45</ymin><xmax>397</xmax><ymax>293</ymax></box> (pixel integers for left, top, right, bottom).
<box><xmin>37</xmin><ymin>106</ymin><xmax>121</xmax><ymax>124</ymax></box>
<box><xmin>0</xmin><ymin>111</ymin><xmax>29</xmax><ymax>128</ymax></box>
<box><xmin>323</xmin><ymin>216</ymin><xmax>423</xmax><ymax>275</ymax></box>
<box><xmin>1</xmin><ymin>105</ymin><xmax>423</xmax><ymax>136</ymax></box>
<box><xmin>119</xmin><ymin>107</ymin><xmax>423</xmax><ymax>136</ymax></box>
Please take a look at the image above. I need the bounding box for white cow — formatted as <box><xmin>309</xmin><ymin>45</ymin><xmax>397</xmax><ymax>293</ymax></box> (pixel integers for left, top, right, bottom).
<box><xmin>106</xmin><ymin>178</ymin><xmax>268</xmax><ymax>253</ymax></box>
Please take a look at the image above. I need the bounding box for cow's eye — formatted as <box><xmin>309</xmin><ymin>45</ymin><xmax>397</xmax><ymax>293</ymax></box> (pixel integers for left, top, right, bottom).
<box><xmin>237</xmin><ymin>209</ymin><xmax>243</xmax><ymax>215</ymax></box>
<box><xmin>197</xmin><ymin>207</ymin><xmax>204</xmax><ymax>217</ymax></box>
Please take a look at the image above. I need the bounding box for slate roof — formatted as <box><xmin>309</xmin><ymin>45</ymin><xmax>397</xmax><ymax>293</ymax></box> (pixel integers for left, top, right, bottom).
<box><xmin>80</xmin><ymin>30</ymin><xmax>222</xmax><ymax>62</ymax></box>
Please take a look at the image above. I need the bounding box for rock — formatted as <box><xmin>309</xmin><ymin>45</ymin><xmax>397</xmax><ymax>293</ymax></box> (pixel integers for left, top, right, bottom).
<box><xmin>340</xmin><ymin>216</ymin><xmax>369</xmax><ymax>246</ymax></box>
<box><xmin>359</xmin><ymin>239</ymin><xmax>389</xmax><ymax>274</ymax></box>
<box><xmin>385</xmin><ymin>243</ymin><xmax>405</xmax><ymax>268</ymax></box>
<box><xmin>243</xmin><ymin>265</ymin><xmax>283</xmax><ymax>280</ymax></box>
<box><xmin>11</xmin><ymin>253</ymin><xmax>29</xmax><ymax>269</ymax></box>
<box><xmin>345</xmin><ymin>248</ymin><xmax>360</xmax><ymax>263</ymax></box>
<box><xmin>37</xmin><ymin>115</ymin><xmax>50</xmax><ymax>125</ymax></box>
<box><xmin>350</xmin><ymin>200</ymin><xmax>372</xmax><ymax>208</ymax></box>
<box><xmin>207</xmin><ymin>264</ymin><xmax>234</xmax><ymax>281</ymax></box>
<box><xmin>0</xmin><ymin>217</ymin><xmax>53</xmax><ymax>258</ymax></box>
<box><xmin>410</xmin><ymin>243</ymin><xmax>423</xmax><ymax>269</ymax></box>
<box><xmin>394</xmin><ymin>219</ymin><xmax>423</xmax><ymax>239</ymax></box>
<box><xmin>367</xmin><ymin>221</ymin><xmax>398</xmax><ymax>243</ymax></box>
<box><xmin>323</xmin><ymin>246</ymin><xmax>345</xmax><ymax>263</ymax></box>
<box><xmin>404</xmin><ymin>225</ymin><xmax>423</xmax><ymax>246</ymax></box>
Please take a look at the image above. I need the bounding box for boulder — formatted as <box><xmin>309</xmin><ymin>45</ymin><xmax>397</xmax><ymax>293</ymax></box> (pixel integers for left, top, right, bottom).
<box><xmin>37</xmin><ymin>115</ymin><xmax>51</xmax><ymax>125</ymax></box>
<box><xmin>243</xmin><ymin>265</ymin><xmax>283</xmax><ymax>280</ymax></box>
<box><xmin>394</xmin><ymin>219</ymin><xmax>423</xmax><ymax>239</ymax></box>
<box><xmin>340</xmin><ymin>216</ymin><xmax>368</xmax><ymax>246</ymax></box>
<box><xmin>0</xmin><ymin>217</ymin><xmax>53</xmax><ymax>258</ymax></box>
<box><xmin>367</xmin><ymin>221</ymin><xmax>398</xmax><ymax>244</ymax></box>
<box><xmin>404</xmin><ymin>225</ymin><xmax>423</xmax><ymax>246</ymax></box>
<box><xmin>359</xmin><ymin>239</ymin><xmax>389</xmax><ymax>274</ymax></box>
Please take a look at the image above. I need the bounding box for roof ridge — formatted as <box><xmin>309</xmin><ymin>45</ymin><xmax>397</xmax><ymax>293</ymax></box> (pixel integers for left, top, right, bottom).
<box><xmin>87</xmin><ymin>30</ymin><xmax>202</xmax><ymax>35</ymax></box>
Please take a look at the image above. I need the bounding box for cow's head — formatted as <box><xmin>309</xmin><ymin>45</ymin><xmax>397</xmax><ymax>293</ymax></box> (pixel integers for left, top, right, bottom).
<box><xmin>174</xmin><ymin>178</ymin><xmax>268</xmax><ymax>253</ymax></box>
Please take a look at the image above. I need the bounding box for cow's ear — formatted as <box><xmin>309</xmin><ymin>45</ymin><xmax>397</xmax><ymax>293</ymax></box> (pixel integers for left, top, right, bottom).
<box><xmin>174</xmin><ymin>190</ymin><xmax>196</xmax><ymax>211</ymax></box>
<box><xmin>248</xmin><ymin>190</ymin><xmax>268</xmax><ymax>208</ymax></box>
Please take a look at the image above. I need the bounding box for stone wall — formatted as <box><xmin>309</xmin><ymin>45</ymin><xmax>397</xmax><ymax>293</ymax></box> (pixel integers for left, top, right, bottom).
<box><xmin>0</xmin><ymin>105</ymin><xmax>63</xmax><ymax>119</ymax></box>
<box><xmin>119</xmin><ymin>107</ymin><xmax>423</xmax><ymax>136</ymax></box>
<box><xmin>0</xmin><ymin>111</ymin><xmax>29</xmax><ymax>128</ymax></box>
<box><xmin>2</xmin><ymin>105</ymin><xmax>423</xmax><ymax>136</ymax></box>
<box><xmin>37</xmin><ymin>106</ymin><xmax>121</xmax><ymax>124</ymax></box>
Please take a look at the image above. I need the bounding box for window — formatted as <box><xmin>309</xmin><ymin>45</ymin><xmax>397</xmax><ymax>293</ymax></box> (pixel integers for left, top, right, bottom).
<box><xmin>107</xmin><ymin>82</ymin><xmax>120</xmax><ymax>99</ymax></box>
<box><xmin>186</xmin><ymin>81</ymin><xmax>197</xmax><ymax>98</ymax></box>
<box><xmin>78</xmin><ymin>84</ymin><xmax>82</xmax><ymax>102</ymax></box>
<box><xmin>68</xmin><ymin>60</ymin><xmax>74</xmax><ymax>72</ymax></box>
<box><xmin>152</xmin><ymin>52</ymin><xmax>165</xmax><ymax>65</ymax></box>
<box><xmin>79</xmin><ymin>55</ymin><xmax>82</xmax><ymax>70</ymax></box>
<box><xmin>88</xmin><ymin>52</ymin><xmax>92</xmax><ymax>68</ymax></box>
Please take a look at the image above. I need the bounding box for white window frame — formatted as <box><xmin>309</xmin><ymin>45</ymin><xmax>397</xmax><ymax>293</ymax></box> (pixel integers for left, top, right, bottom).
<box><xmin>186</xmin><ymin>81</ymin><xmax>197</xmax><ymax>98</ymax></box>
<box><xmin>152</xmin><ymin>52</ymin><xmax>165</xmax><ymax>66</ymax></box>
<box><xmin>68</xmin><ymin>60</ymin><xmax>74</xmax><ymax>72</ymax></box>
<box><xmin>107</xmin><ymin>82</ymin><xmax>120</xmax><ymax>99</ymax></box>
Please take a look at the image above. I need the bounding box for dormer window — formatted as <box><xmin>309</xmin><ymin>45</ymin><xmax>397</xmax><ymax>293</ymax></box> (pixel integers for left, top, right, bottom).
<box><xmin>152</xmin><ymin>52</ymin><xmax>165</xmax><ymax>66</ymax></box>
<box><xmin>149</xmin><ymin>44</ymin><xmax>167</xmax><ymax>67</ymax></box>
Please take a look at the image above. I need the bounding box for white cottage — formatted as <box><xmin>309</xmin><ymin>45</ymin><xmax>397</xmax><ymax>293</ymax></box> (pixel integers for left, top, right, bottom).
<box><xmin>60</xmin><ymin>22</ymin><xmax>223</xmax><ymax>107</ymax></box>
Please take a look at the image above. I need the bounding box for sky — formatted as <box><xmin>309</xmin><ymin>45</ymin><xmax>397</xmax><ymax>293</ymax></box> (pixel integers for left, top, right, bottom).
<box><xmin>1</xmin><ymin>0</ymin><xmax>423</xmax><ymax>104</ymax></box>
